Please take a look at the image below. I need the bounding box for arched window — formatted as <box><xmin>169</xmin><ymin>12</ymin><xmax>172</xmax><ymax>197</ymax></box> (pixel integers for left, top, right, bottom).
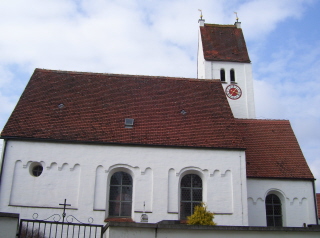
<box><xmin>265</xmin><ymin>194</ymin><xmax>282</xmax><ymax>226</ymax></box>
<box><xmin>109</xmin><ymin>171</ymin><xmax>132</xmax><ymax>217</ymax></box>
<box><xmin>220</xmin><ymin>69</ymin><xmax>226</xmax><ymax>82</ymax></box>
<box><xmin>230</xmin><ymin>69</ymin><xmax>235</xmax><ymax>83</ymax></box>
<box><xmin>180</xmin><ymin>174</ymin><xmax>202</xmax><ymax>219</ymax></box>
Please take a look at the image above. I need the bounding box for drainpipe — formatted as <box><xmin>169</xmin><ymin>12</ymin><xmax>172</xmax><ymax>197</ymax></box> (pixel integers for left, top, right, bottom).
<box><xmin>155</xmin><ymin>226</ymin><xmax>158</xmax><ymax>238</ymax></box>
<box><xmin>312</xmin><ymin>180</ymin><xmax>319</xmax><ymax>225</ymax></box>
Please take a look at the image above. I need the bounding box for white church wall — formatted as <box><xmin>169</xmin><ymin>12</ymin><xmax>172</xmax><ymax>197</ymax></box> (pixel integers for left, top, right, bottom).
<box><xmin>0</xmin><ymin>140</ymin><xmax>248</xmax><ymax>226</ymax></box>
<box><xmin>197</xmin><ymin>29</ymin><xmax>205</xmax><ymax>80</ymax></box>
<box><xmin>10</xmin><ymin>160</ymin><xmax>80</xmax><ymax>208</ymax></box>
<box><xmin>247</xmin><ymin>178</ymin><xmax>317</xmax><ymax>227</ymax></box>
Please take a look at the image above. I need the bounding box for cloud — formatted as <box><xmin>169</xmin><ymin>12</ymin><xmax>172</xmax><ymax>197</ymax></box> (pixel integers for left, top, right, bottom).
<box><xmin>309</xmin><ymin>159</ymin><xmax>320</xmax><ymax>192</ymax></box>
<box><xmin>236</xmin><ymin>0</ymin><xmax>313</xmax><ymax>41</ymax></box>
<box><xmin>0</xmin><ymin>91</ymin><xmax>17</xmax><ymax>133</ymax></box>
<box><xmin>0</xmin><ymin>0</ymin><xmax>204</xmax><ymax>77</ymax></box>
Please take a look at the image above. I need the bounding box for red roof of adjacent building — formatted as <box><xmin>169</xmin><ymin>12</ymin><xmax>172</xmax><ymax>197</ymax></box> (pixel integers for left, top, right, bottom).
<box><xmin>237</xmin><ymin>119</ymin><xmax>314</xmax><ymax>179</ymax></box>
<box><xmin>1</xmin><ymin>68</ymin><xmax>244</xmax><ymax>149</ymax></box>
<box><xmin>200</xmin><ymin>24</ymin><xmax>251</xmax><ymax>63</ymax></box>
<box><xmin>1</xmin><ymin>69</ymin><xmax>314</xmax><ymax>180</ymax></box>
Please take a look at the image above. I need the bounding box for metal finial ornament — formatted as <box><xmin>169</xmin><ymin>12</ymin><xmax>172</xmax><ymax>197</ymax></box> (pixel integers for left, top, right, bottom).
<box><xmin>234</xmin><ymin>12</ymin><xmax>239</xmax><ymax>22</ymax></box>
<box><xmin>198</xmin><ymin>9</ymin><xmax>203</xmax><ymax>20</ymax></box>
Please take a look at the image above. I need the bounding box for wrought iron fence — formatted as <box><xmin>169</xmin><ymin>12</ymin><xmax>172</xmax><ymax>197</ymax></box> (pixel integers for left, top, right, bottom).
<box><xmin>18</xmin><ymin>219</ymin><xmax>104</xmax><ymax>238</ymax></box>
<box><xmin>17</xmin><ymin>199</ymin><xmax>104</xmax><ymax>238</ymax></box>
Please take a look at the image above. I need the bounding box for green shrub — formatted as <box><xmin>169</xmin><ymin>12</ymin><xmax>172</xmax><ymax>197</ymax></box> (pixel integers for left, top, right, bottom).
<box><xmin>187</xmin><ymin>203</ymin><xmax>216</xmax><ymax>225</ymax></box>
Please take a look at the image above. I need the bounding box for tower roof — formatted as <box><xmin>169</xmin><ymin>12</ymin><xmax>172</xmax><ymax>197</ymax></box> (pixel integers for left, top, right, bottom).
<box><xmin>200</xmin><ymin>23</ymin><xmax>251</xmax><ymax>63</ymax></box>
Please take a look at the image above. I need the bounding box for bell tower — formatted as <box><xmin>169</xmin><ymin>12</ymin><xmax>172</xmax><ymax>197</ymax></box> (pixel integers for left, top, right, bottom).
<box><xmin>197</xmin><ymin>17</ymin><xmax>255</xmax><ymax>119</ymax></box>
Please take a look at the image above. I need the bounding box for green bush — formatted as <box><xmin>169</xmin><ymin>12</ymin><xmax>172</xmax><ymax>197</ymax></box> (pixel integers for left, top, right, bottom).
<box><xmin>187</xmin><ymin>203</ymin><xmax>217</xmax><ymax>226</ymax></box>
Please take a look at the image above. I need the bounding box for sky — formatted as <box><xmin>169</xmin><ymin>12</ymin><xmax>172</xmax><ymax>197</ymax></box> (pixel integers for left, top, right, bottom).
<box><xmin>0</xmin><ymin>0</ymin><xmax>319</xmax><ymax>191</ymax></box>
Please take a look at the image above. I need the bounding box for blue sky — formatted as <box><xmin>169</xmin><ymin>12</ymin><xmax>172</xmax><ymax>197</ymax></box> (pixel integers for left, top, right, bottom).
<box><xmin>0</xmin><ymin>0</ymin><xmax>319</xmax><ymax>191</ymax></box>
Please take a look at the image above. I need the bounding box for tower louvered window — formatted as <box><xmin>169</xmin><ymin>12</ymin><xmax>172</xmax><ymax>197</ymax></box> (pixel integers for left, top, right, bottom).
<box><xmin>109</xmin><ymin>172</ymin><xmax>132</xmax><ymax>217</ymax></box>
<box><xmin>265</xmin><ymin>194</ymin><xmax>282</xmax><ymax>227</ymax></box>
<box><xmin>230</xmin><ymin>69</ymin><xmax>235</xmax><ymax>83</ymax></box>
<box><xmin>180</xmin><ymin>174</ymin><xmax>202</xmax><ymax>219</ymax></box>
<box><xmin>220</xmin><ymin>69</ymin><xmax>226</xmax><ymax>82</ymax></box>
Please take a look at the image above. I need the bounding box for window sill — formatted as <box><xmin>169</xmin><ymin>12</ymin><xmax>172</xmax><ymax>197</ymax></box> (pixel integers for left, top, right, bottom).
<box><xmin>105</xmin><ymin>217</ymin><xmax>134</xmax><ymax>223</ymax></box>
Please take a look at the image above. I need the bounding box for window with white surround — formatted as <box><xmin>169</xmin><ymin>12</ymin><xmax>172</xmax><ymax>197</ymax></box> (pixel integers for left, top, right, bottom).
<box><xmin>180</xmin><ymin>174</ymin><xmax>202</xmax><ymax>219</ymax></box>
<box><xmin>265</xmin><ymin>194</ymin><xmax>282</xmax><ymax>227</ymax></box>
<box><xmin>109</xmin><ymin>171</ymin><xmax>133</xmax><ymax>217</ymax></box>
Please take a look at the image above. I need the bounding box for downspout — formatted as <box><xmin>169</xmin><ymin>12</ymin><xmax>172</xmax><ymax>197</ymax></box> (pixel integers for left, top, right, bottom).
<box><xmin>312</xmin><ymin>180</ymin><xmax>319</xmax><ymax>225</ymax></box>
<box><xmin>0</xmin><ymin>139</ymin><xmax>8</xmax><ymax>189</ymax></box>
<box><xmin>239</xmin><ymin>151</ymin><xmax>244</xmax><ymax>225</ymax></box>
<box><xmin>155</xmin><ymin>226</ymin><xmax>158</xmax><ymax>238</ymax></box>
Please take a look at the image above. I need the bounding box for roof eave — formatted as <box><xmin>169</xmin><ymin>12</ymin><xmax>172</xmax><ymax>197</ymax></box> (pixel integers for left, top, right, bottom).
<box><xmin>247</xmin><ymin>176</ymin><xmax>315</xmax><ymax>181</ymax></box>
<box><xmin>204</xmin><ymin>58</ymin><xmax>251</xmax><ymax>63</ymax></box>
<box><xmin>0</xmin><ymin>136</ymin><xmax>247</xmax><ymax>151</ymax></box>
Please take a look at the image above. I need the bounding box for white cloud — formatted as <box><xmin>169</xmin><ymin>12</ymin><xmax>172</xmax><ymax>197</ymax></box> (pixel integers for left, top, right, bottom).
<box><xmin>236</xmin><ymin>0</ymin><xmax>313</xmax><ymax>41</ymax></box>
<box><xmin>309</xmin><ymin>159</ymin><xmax>320</xmax><ymax>192</ymax></box>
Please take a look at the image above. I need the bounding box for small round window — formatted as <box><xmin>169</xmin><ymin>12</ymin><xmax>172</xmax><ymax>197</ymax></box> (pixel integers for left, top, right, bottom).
<box><xmin>30</xmin><ymin>163</ymin><xmax>43</xmax><ymax>177</ymax></box>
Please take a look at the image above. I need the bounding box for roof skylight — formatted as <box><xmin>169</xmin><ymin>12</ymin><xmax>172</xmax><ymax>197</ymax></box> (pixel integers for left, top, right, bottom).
<box><xmin>125</xmin><ymin>118</ymin><xmax>134</xmax><ymax>128</ymax></box>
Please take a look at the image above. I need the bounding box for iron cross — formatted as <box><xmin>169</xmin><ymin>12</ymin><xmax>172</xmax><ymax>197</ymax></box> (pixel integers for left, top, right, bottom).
<box><xmin>59</xmin><ymin>199</ymin><xmax>71</xmax><ymax>223</ymax></box>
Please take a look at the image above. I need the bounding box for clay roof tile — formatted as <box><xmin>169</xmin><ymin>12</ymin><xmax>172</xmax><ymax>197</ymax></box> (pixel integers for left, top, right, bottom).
<box><xmin>237</xmin><ymin>119</ymin><xmax>314</xmax><ymax>179</ymax></box>
<box><xmin>1</xmin><ymin>68</ymin><xmax>244</xmax><ymax>149</ymax></box>
<box><xmin>200</xmin><ymin>24</ymin><xmax>251</xmax><ymax>63</ymax></box>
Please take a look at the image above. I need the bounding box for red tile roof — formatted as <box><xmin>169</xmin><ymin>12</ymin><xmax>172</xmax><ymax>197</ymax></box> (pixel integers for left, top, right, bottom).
<box><xmin>317</xmin><ymin>194</ymin><xmax>320</xmax><ymax>219</ymax></box>
<box><xmin>237</xmin><ymin>119</ymin><xmax>314</xmax><ymax>179</ymax></box>
<box><xmin>1</xmin><ymin>69</ymin><xmax>244</xmax><ymax>149</ymax></box>
<box><xmin>1</xmin><ymin>69</ymin><xmax>314</xmax><ymax>180</ymax></box>
<box><xmin>200</xmin><ymin>24</ymin><xmax>251</xmax><ymax>63</ymax></box>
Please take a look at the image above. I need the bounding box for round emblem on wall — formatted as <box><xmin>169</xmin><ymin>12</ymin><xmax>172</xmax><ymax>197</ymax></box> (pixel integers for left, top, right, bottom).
<box><xmin>225</xmin><ymin>84</ymin><xmax>242</xmax><ymax>100</ymax></box>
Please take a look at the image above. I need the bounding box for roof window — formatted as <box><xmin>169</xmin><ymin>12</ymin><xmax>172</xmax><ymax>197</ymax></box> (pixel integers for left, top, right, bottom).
<box><xmin>180</xmin><ymin>110</ymin><xmax>187</xmax><ymax>115</ymax></box>
<box><xmin>125</xmin><ymin>118</ymin><xmax>134</xmax><ymax>128</ymax></box>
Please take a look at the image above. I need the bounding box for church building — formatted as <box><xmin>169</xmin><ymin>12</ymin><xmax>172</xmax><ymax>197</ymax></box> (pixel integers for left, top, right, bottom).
<box><xmin>0</xmin><ymin>18</ymin><xmax>318</xmax><ymax>228</ymax></box>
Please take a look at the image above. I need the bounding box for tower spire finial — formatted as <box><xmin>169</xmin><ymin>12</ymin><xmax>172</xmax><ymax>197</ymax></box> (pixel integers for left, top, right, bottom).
<box><xmin>198</xmin><ymin>9</ymin><xmax>203</xmax><ymax>20</ymax></box>
<box><xmin>198</xmin><ymin>9</ymin><xmax>205</xmax><ymax>26</ymax></box>
<box><xmin>234</xmin><ymin>12</ymin><xmax>239</xmax><ymax>22</ymax></box>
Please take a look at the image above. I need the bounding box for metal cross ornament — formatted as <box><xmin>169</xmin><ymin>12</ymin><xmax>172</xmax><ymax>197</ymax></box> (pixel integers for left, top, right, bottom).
<box><xmin>59</xmin><ymin>199</ymin><xmax>71</xmax><ymax>223</ymax></box>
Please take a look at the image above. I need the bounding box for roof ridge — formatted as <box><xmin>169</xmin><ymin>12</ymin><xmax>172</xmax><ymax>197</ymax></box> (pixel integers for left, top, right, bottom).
<box><xmin>34</xmin><ymin>68</ymin><xmax>221</xmax><ymax>83</ymax></box>
<box><xmin>204</xmin><ymin>23</ymin><xmax>236</xmax><ymax>28</ymax></box>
